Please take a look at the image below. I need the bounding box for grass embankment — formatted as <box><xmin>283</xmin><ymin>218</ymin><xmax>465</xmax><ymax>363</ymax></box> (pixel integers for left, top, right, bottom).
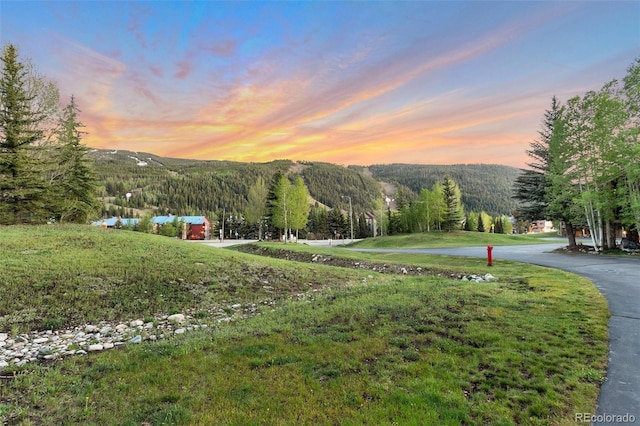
<box><xmin>0</xmin><ymin>225</ymin><xmax>355</xmax><ymax>334</ymax></box>
<box><xmin>349</xmin><ymin>230</ymin><xmax>562</xmax><ymax>249</ymax></box>
<box><xmin>1</xmin><ymin>226</ymin><xmax>608</xmax><ymax>425</ymax></box>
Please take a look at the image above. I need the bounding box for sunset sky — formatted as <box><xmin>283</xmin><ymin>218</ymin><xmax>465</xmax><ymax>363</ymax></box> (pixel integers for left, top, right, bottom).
<box><xmin>2</xmin><ymin>1</ymin><xmax>638</xmax><ymax>167</ymax></box>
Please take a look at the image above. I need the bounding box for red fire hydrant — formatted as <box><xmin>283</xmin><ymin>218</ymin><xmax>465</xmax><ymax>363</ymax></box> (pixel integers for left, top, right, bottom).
<box><xmin>487</xmin><ymin>245</ymin><xmax>493</xmax><ymax>267</ymax></box>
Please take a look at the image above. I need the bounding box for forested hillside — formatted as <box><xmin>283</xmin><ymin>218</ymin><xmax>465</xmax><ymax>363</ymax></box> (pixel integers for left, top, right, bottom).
<box><xmin>91</xmin><ymin>150</ymin><xmax>293</xmax><ymax>219</ymax></box>
<box><xmin>367</xmin><ymin>164</ymin><xmax>522</xmax><ymax>215</ymax></box>
<box><xmin>298</xmin><ymin>162</ymin><xmax>381</xmax><ymax>212</ymax></box>
<box><xmin>90</xmin><ymin>150</ymin><xmax>521</xmax><ymax>219</ymax></box>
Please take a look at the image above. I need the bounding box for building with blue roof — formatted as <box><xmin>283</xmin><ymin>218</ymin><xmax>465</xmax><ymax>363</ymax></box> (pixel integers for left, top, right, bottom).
<box><xmin>93</xmin><ymin>215</ymin><xmax>211</xmax><ymax>239</ymax></box>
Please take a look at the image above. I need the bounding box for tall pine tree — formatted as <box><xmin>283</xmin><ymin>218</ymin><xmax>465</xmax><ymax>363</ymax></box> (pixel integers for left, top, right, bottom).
<box><xmin>50</xmin><ymin>96</ymin><xmax>99</xmax><ymax>223</ymax></box>
<box><xmin>512</xmin><ymin>97</ymin><xmax>559</xmax><ymax>221</ymax></box>
<box><xmin>442</xmin><ymin>176</ymin><xmax>464</xmax><ymax>231</ymax></box>
<box><xmin>0</xmin><ymin>44</ymin><xmax>49</xmax><ymax>224</ymax></box>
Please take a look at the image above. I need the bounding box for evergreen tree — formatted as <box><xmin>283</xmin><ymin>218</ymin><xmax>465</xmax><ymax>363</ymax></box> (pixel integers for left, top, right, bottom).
<box><xmin>357</xmin><ymin>212</ymin><xmax>369</xmax><ymax>238</ymax></box>
<box><xmin>442</xmin><ymin>176</ymin><xmax>464</xmax><ymax>231</ymax></box>
<box><xmin>327</xmin><ymin>208</ymin><xmax>346</xmax><ymax>238</ymax></box>
<box><xmin>0</xmin><ymin>44</ymin><xmax>49</xmax><ymax>224</ymax></box>
<box><xmin>266</xmin><ymin>170</ymin><xmax>284</xmax><ymax>233</ymax></box>
<box><xmin>477</xmin><ymin>213</ymin><xmax>485</xmax><ymax>232</ymax></box>
<box><xmin>308</xmin><ymin>205</ymin><xmax>329</xmax><ymax>239</ymax></box>
<box><xmin>50</xmin><ymin>96</ymin><xmax>99</xmax><ymax>223</ymax></box>
<box><xmin>512</xmin><ymin>97</ymin><xmax>560</xmax><ymax>221</ymax></box>
<box><xmin>387</xmin><ymin>208</ymin><xmax>402</xmax><ymax>235</ymax></box>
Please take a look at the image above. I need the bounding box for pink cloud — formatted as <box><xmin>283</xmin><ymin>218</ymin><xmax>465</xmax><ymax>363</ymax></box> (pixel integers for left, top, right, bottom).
<box><xmin>149</xmin><ymin>64</ymin><xmax>163</xmax><ymax>78</ymax></box>
<box><xmin>126</xmin><ymin>5</ymin><xmax>153</xmax><ymax>49</ymax></box>
<box><xmin>202</xmin><ymin>39</ymin><xmax>239</xmax><ymax>57</ymax></box>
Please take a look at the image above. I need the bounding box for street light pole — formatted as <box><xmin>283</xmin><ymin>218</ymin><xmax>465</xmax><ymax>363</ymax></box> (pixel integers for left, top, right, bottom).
<box><xmin>342</xmin><ymin>195</ymin><xmax>354</xmax><ymax>242</ymax></box>
<box><xmin>221</xmin><ymin>208</ymin><xmax>225</xmax><ymax>242</ymax></box>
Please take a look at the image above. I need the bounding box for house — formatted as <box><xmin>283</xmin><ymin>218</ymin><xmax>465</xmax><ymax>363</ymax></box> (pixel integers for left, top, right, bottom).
<box><xmin>365</xmin><ymin>212</ymin><xmax>377</xmax><ymax>237</ymax></box>
<box><xmin>152</xmin><ymin>215</ymin><xmax>211</xmax><ymax>240</ymax></box>
<box><xmin>92</xmin><ymin>217</ymin><xmax>140</xmax><ymax>228</ymax></box>
<box><xmin>93</xmin><ymin>215</ymin><xmax>210</xmax><ymax>240</ymax></box>
<box><xmin>528</xmin><ymin>220</ymin><xmax>555</xmax><ymax>234</ymax></box>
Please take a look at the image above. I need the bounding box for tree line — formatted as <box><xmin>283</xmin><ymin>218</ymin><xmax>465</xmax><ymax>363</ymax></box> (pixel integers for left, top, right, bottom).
<box><xmin>367</xmin><ymin>163</ymin><xmax>522</xmax><ymax>216</ymax></box>
<box><xmin>513</xmin><ymin>57</ymin><xmax>640</xmax><ymax>250</ymax></box>
<box><xmin>1</xmin><ymin>44</ymin><xmax>99</xmax><ymax>225</ymax></box>
<box><xmin>380</xmin><ymin>175</ymin><xmax>514</xmax><ymax>236</ymax></box>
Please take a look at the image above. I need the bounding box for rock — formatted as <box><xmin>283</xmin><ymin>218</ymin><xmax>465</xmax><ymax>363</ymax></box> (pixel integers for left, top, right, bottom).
<box><xmin>85</xmin><ymin>325</ymin><xmax>98</xmax><ymax>333</ymax></box>
<box><xmin>461</xmin><ymin>276</ymin><xmax>469</xmax><ymax>281</ymax></box>
<box><xmin>100</xmin><ymin>326</ymin><xmax>113</xmax><ymax>335</ymax></box>
<box><xmin>130</xmin><ymin>320</ymin><xmax>144</xmax><ymax>327</ymax></box>
<box><xmin>103</xmin><ymin>342</ymin><xmax>114</xmax><ymax>350</ymax></box>
<box><xmin>174</xmin><ymin>328</ymin><xmax>186</xmax><ymax>334</ymax></box>
<box><xmin>88</xmin><ymin>344</ymin><xmax>104</xmax><ymax>352</ymax></box>
<box><xmin>15</xmin><ymin>336</ymin><xmax>28</xmax><ymax>343</ymax></box>
<box><xmin>115</xmin><ymin>324</ymin><xmax>128</xmax><ymax>332</ymax></box>
<box><xmin>484</xmin><ymin>273</ymin><xmax>495</xmax><ymax>281</ymax></box>
<box><xmin>129</xmin><ymin>335</ymin><xmax>142</xmax><ymax>344</ymax></box>
<box><xmin>37</xmin><ymin>347</ymin><xmax>52</xmax><ymax>358</ymax></box>
<box><xmin>0</xmin><ymin>360</ymin><xmax>9</xmax><ymax>368</ymax></box>
<box><xmin>231</xmin><ymin>304</ymin><xmax>242</xmax><ymax>310</ymax></box>
<box><xmin>0</xmin><ymin>333</ymin><xmax>7</xmax><ymax>342</ymax></box>
<box><xmin>167</xmin><ymin>314</ymin><xmax>185</xmax><ymax>324</ymax></box>
<box><xmin>33</xmin><ymin>337</ymin><xmax>49</xmax><ymax>344</ymax></box>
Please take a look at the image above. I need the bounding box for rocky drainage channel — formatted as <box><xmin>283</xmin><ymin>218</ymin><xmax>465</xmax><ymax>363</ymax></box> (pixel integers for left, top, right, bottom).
<box><xmin>237</xmin><ymin>245</ymin><xmax>498</xmax><ymax>282</ymax></box>
<box><xmin>1</xmin><ymin>252</ymin><xmax>497</xmax><ymax>372</ymax></box>
<box><xmin>0</xmin><ymin>300</ymin><xmax>283</xmax><ymax>371</ymax></box>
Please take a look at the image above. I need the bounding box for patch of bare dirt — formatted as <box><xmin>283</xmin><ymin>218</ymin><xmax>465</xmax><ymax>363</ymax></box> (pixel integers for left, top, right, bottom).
<box><xmin>235</xmin><ymin>244</ymin><xmax>465</xmax><ymax>279</ymax></box>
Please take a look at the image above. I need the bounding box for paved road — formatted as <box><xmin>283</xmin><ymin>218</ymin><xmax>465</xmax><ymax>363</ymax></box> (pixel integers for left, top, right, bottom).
<box><xmin>187</xmin><ymin>238</ymin><xmax>356</xmax><ymax>249</ymax></box>
<box><xmin>352</xmin><ymin>243</ymin><xmax>640</xmax><ymax>425</ymax></box>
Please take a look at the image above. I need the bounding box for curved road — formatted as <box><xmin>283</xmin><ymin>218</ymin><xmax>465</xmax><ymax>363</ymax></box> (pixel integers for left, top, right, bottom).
<box><xmin>351</xmin><ymin>243</ymin><xmax>640</xmax><ymax>425</ymax></box>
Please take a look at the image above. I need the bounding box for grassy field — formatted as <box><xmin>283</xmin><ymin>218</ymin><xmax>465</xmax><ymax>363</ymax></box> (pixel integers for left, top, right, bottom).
<box><xmin>348</xmin><ymin>230</ymin><xmax>563</xmax><ymax>249</ymax></box>
<box><xmin>0</xmin><ymin>226</ymin><xmax>608</xmax><ymax>425</ymax></box>
<box><xmin>0</xmin><ymin>225</ymin><xmax>358</xmax><ymax>334</ymax></box>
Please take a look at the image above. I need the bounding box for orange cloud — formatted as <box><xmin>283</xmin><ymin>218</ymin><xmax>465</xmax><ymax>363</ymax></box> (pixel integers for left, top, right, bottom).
<box><xmin>60</xmin><ymin>10</ymin><xmax>566</xmax><ymax>169</ymax></box>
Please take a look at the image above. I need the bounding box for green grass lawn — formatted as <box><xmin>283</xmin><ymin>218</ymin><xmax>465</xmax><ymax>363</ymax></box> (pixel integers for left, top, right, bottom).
<box><xmin>0</xmin><ymin>226</ymin><xmax>608</xmax><ymax>425</ymax></box>
<box><xmin>0</xmin><ymin>225</ymin><xmax>358</xmax><ymax>334</ymax></box>
<box><xmin>349</xmin><ymin>230</ymin><xmax>563</xmax><ymax>249</ymax></box>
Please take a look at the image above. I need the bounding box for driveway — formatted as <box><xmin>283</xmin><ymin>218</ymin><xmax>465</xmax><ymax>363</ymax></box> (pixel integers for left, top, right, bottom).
<box><xmin>187</xmin><ymin>238</ymin><xmax>356</xmax><ymax>249</ymax></box>
<box><xmin>351</xmin><ymin>243</ymin><xmax>640</xmax><ymax>425</ymax></box>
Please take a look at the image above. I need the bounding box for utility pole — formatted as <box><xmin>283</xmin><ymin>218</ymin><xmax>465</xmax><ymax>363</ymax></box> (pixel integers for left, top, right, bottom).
<box><xmin>221</xmin><ymin>208</ymin><xmax>225</xmax><ymax>242</ymax></box>
<box><xmin>349</xmin><ymin>196</ymin><xmax>354</xmax><ymax>242</ymax></box>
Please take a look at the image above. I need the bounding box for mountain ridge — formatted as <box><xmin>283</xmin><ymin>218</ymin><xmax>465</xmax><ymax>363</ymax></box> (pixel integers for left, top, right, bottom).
<box><xmin>89</xmin><ymin>149</ymin><xmax>522</xmax><ymax>218</ymax></box>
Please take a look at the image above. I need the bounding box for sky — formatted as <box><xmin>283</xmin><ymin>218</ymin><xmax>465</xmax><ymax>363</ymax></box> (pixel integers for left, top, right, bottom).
<box><xmin>1</xmin><ymin>1</ymin><xmax>638</xmax><ymax>167</ymax></box>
